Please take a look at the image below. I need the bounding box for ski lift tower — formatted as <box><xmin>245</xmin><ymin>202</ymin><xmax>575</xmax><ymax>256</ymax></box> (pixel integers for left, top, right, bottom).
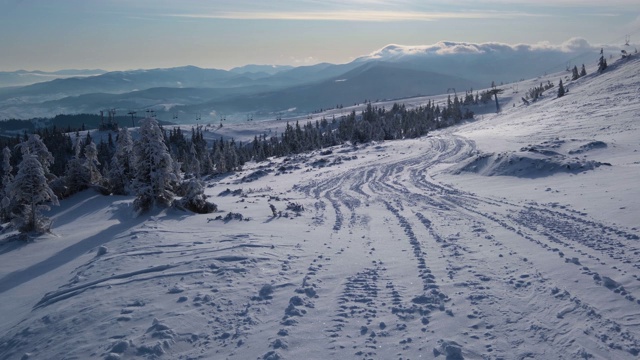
<box><xmin>488</xmin><ymin>88</ymin><xmax>504</xmax><ymax>113</ymax></box>
<box><xmin>109</xmin><ymin>108</ymin><xmax>117</xmax><ymax>129</ymax></box>
<box><xmin>128</xmin><ymin>111</ymin><xmax>136</xmax><ymax>127</ymax></box>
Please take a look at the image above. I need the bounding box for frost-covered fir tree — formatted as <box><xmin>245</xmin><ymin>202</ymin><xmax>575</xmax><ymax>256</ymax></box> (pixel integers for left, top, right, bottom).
<box><xmin>0</xmin><ymin>147</ymin><xmax>14</xmax><ymax>221</ymax></box>
<box><xmin>176</xmin><ymin>178</ymin><xmax>217</xmax><ymax>214</ymax></box>
<box><xmin>187</xmin><ymin>142</ymin><xmax>201</xmax><ymax>177</ymax></box>
<box><xmin>63</xmin><ymin>137</ymin><xmax>92</xmax><ymax>196</ymax></box>
<box><xmin>132</xmin><ymin>118</ymin><xmax>177</xmax><ymax>212</ymax></box>
<box><xmin>108</xmin><ymin>127</ymin><xmax>134</xmax><ymax>195</ymax></box>
<box><xmin>84</xmin><ymin>142</ymin><xmax>101</xmax><ymax>185</ymax></box>
<box><xmin>18</xmin><ymin>134</ymin><xmax>54</xmax><ymax>178</ymax></box>
<box><xmin>7</xmin><ymin>153</ymin><xmax>58</xmax><ymax>233</ymax></box>
<box><xmin>557</xmin><ymin>79</ymin><xmax>565</xmax><ymax>98</ymax></box>
<box><xmin>580</xmin><ymin>64</ymin><xmax>587</xmax><ymax>77</ymax></box>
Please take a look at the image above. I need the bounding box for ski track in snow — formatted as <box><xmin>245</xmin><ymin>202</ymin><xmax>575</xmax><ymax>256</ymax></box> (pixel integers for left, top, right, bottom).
<box><xmin>1</xmin><ymin>58</ymin><xmax>640</xmax><ymax>360</ymax></box>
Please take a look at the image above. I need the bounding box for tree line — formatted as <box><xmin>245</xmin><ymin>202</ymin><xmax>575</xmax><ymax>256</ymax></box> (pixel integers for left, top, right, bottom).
<box><xmin>0</xmin><ymin>92</ymin><xmax>478</xmax><ymax>236</ymax></box>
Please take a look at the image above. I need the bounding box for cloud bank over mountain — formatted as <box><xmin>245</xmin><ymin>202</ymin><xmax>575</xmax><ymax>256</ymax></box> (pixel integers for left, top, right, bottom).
<box><xmin>353</xmin><ymin>37</ymin><xmax>627</xmax><ymax>88</ymax></box>
<box><xmin>357</xmin><ymin>38</ymin><xmax>603</xmax><ymax>62</ymax></box>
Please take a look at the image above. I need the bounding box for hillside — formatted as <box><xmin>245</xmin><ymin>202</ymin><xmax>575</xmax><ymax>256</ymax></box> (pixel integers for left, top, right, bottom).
<box><xmin>0</xmin><ymin>56</ymin><xmax>639</xmax><ymax>360</ymax></box>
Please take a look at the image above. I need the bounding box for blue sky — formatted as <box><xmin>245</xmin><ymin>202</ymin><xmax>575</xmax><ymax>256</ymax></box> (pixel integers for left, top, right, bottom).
<box><xmin>1</xmin><ymin>0</ymin><xmax>638</xmax><ymax>71</ymax></box>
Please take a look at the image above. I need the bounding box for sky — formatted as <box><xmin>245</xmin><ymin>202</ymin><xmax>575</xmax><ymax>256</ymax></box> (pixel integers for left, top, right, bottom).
<box><xmin>0</xmin><ymin>0</ymin><xmax>639</xmax><ymax>72</ymax></box>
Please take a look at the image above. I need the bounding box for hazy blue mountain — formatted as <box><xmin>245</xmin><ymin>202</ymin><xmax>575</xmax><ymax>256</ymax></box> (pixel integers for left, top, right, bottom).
<box><xmin>0</xmin><ymin>69</ymin><xmax>107</xmax><ymax>88</ymax></box>
<box><xmin>0</xmin><ymin>66</ymin><xmax>255</xmax><ymax>100</ymax></box>
<box><xmin>229</xmin><ymin>64</ymin><xmax>294</xmax><ymax>75</ymax></box>
<box><xmin>173</xmin><ymin>61</ymin><xmax>480</xmax><ymax>118</ymax></box>
<box><xmin>0</xmin><ymin>39</ymin><xmax>607</xmax><ymax>121</ymax></box>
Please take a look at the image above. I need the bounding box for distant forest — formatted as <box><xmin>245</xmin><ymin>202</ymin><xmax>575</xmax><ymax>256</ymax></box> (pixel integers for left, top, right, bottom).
<box><xmin>0</xmin><ymin>113</ymin><xmax>174</xmax><ymax>134</ymax></box>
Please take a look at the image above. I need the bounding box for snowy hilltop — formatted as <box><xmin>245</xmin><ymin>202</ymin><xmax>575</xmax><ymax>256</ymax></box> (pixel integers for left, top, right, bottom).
<box><xmin>0</xmin><ymin>54</ymin><xmax>639</xmax><ymax>359</ymax></box>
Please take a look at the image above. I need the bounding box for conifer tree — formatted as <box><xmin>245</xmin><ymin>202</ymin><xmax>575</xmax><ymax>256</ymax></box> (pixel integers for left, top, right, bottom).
<box><xmin>108</xmin><ymin>127</ymin><xmax>134</xmax><ymax>195</ymax></box>
<box><xmin>598</xmin><ymin>48</ymin><xmax>608</xmax><ymax>73</ymax></box>
<box><xmin>557</xmin><ymin>79</ymin><xmax>565</xmax><ymax>98</ymax></box>
<box><xmin>132</xmin><ymin>118</ymin><xmax>177</xmax><ymax>212</ymax></box>
<box><xmin>572</xmin><ymin>66</ymin><xmax>580</xmax><ymax>80</ymax></box>
<box><xmin>580</xmin><ymin>64</ymin><xmax>587</xmax><ymax>77</ymax></box>
<box><xmin>64</xmin><ymin>154</ymin><xmax>90</xmax><ymax>195</ymax></box>
<box><xmin>84</xmin><ymin>142</ymin><xmax>101</xmax><ymax>185</ymax></box>
<box><xmin>18</xmin><ymin>134</ymin><xmax>54</xmax><ymax>178</ymax></box>
<box><xmin>7</xmin><ymin>153</ymin><xmax>59</xmax><ymax>233</ymax></box>
<box><xmin>0</xmin><ymin>147</ymin><xmax>14</xmax><ymax>221</ymax></box>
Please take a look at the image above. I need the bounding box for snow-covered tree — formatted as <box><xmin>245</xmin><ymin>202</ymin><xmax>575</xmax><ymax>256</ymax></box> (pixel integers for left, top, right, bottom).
<box><xmin>63</xmin><ymin>137</ymin><xmax>101</xmax><ymax>196</ymax></box>
<box><xmin>7</xmin><ymin>153</ymin><xmax>58</xmax><ymax>233</ymax></box>
<box><xmin>188</xmin><ymin>142</ymin><xmax>201</xmax><ymax>177</ymax></box>
<box><xmin>132</xmin><ymin>118</ymin><xmax>177</xmax><ymax>212</ymax></box>
<box><xmin>176</xmin><ymin>178</ymin><xmax>217</xmax><ymax>214</ymax></box>
<box><xmin>18</xmin><ymin>134</ymin><xmax>54</xmax><ymax>178</ymax></box>
<box><xmin>557</xmin><ymin>79</ymin><xmax>565</xmax><ymax>98</ymax></box>
<box><xmin>0</xmin><ymin>147</ymin><xmax>14</xmax><ymax>221</ymax></box>
<box><xmin>84</xmin><ymin>142</ymin><xmax>101</xmax><ymax>185</ymax></box>
<box><xmin>580</xmin><ymin>64</ymin><xmax>587</xmax><ymax>77</ymax></box>
<box><xmin>64</xmin><ymin>156</ymin><xmax>90</xmax><ymax>195</ymax></box>
<box><xmin>108</xmin><ymin>127</ymin><xmax>134</xmax><ymax>195</ymax></box>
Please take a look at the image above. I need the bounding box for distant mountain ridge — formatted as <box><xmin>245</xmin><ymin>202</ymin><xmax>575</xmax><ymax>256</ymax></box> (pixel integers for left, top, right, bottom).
<box><xmin>0</xmin><ymin>38</ymin><xmax>617</xmax><ymax>122</ymax></box>
<box><xmin>0</xmin><ymin>69</ymin><xmax>107</xmax><ymax>88</ymax></box>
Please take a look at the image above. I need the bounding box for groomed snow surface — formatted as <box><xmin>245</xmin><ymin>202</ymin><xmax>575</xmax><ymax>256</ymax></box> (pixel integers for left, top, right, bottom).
<box><xmin>1</xmin><ymin>56</ymin><xmax>640</xmax><ymax>360</ymax></box>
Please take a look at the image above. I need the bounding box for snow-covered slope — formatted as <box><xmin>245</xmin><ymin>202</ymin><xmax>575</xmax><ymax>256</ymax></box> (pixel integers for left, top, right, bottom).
<box><xmin>1</xmin><ymin>56</ymin><xmax>639</xmax><ymax>360</ymax></box>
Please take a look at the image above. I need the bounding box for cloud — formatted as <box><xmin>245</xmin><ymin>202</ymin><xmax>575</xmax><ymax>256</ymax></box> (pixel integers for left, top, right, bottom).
<box><xmin>290</xmin><ymin>56</ymin><xmax>318</xmax><ymax>65</ymax></box>
<box><xmin>359</xmin><ymin>37</ymin><xmax>604</xmax><ymax>61</ymax></box>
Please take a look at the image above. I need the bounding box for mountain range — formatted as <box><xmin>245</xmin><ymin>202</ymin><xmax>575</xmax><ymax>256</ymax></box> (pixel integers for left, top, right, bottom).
<box><xmin>0</xmin><ymin>39</ymin><xmax>610</xmax><ymax>122</ymax></box>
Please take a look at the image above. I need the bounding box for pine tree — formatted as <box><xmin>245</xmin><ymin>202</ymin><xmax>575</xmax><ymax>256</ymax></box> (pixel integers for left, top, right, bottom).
<box><xmin>176</xmin><ymin>178</ymin><xmax>217</xmax><ymax>214</ymax></box>
<box><xmin>571</xmin><ymin>66</ymin><xmax>580</xmax><ymax>80</ymax></box>
<box><xmin>108</xmin><ymin>127</ymin><xmax>134</xmax><ymax>195</ymax></box>
<box><xmin>132</xmin><ymin>118</ymin><xmax>177</xmax><ymax>212</ymax></box>
<box><xmin>64</xmin><ymin>155</ymin><xmax>90</xmax><ymax>195</ymax></box>
<box><xmin>187</xmin><ymin>142</ymin><xmax>201</xmax><ymax>177</ymax></box>
<box><xmin>18</xmin><ymin>134</ymin><xmax>54</xmax><ymax>178</ymax></box>
<box><xmin>598</xmin><ymin>48</ymin><xmax>608</xmax><ymax>73</ymax></box>
<box><xmin>1</xmin><ymin>146</ymin><xmax>12</xmax><ymax>189</ymax></box>
<box><xmin>557</xmin><ymin>79</ymin><xmax>565</xmax><ymax>98</ymax></box>
<box><xmin>84</xmin><ymin>142</ymin><xmax>102</xmax><ymax>185</ymax></box>
<box><xmin>580</xmin><ymin>64</ymin><xmax>587</xmax><ymax>77</ymax></box>
<box><xmin>7</xmin><ymin>153</ymin><xmax>59</xmax><ymax>233</ymax></box>
<box><xmin>0</xmin><ymin>147</ymin><xmax>14</xmax><ymax>221</ymax></box>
